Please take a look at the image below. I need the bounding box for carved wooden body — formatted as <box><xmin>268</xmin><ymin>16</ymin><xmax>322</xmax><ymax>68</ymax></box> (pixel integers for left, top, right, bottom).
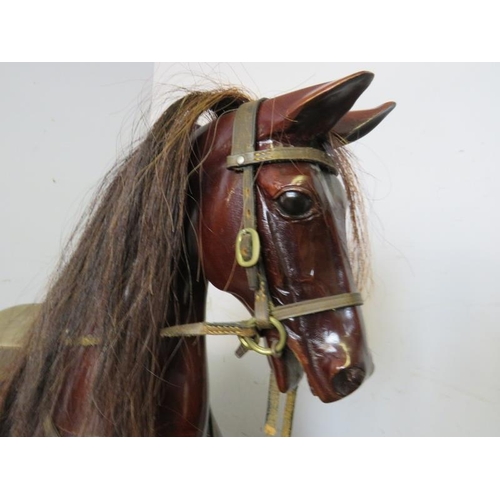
<box><xmin>0</xmin><ymin>72</ymin><xmax>394</xmax><ymax>436</ymax></box>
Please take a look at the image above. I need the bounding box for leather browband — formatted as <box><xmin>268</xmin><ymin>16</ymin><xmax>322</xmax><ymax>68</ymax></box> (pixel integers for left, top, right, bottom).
<box><xmin>226</xmin><ymin>97</ymin><xmax>338</xmax><ymax>175</ymax></box>
<box><xmin>227</xmin><ymin>147</ymin><xmax>339</xmax><ymax>175</ymax></box>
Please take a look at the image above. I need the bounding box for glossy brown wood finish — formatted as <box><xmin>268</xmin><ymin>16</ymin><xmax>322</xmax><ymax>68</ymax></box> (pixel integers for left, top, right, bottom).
<box><xmin>53</xmin><ymin>341</ymin><xmax>210</xmax><ymax>436</ymax></box>
<box><xmin>194</xmin><ymin>72</ymin><xmax>391</xmax><ymax>403</ymax></box>
<box><xmin>3</xmin><ymin>72</ymin><xmax>394</xmax><ymax>436</ymax></box>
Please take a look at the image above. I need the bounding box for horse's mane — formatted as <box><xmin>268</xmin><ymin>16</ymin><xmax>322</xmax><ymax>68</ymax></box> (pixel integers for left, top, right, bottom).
<box><xmin>0</xmin><ymin>88</ymin><xmax>251</xmax><ymax>436</ymax></box>
<box><xmin>327</xmin><ymin>133</ymin><xmax>370</xmax><ymax>292</ymax></box>
<box><xmin>0</xmin><ymin>86</ymin><xmax>369</xmax><ymax>437</ymax></box>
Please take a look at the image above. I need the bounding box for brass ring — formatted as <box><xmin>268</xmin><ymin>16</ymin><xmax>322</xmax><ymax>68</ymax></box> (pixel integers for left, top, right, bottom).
<box><xmin>235</xmin><ymin>228</ymin><xmax>260</xmax><ymax>268</ymax></box>
<box><xmin>238</xmin><ymin>316</ymin><xmax>287</xmax><ymax>357</ymax></box>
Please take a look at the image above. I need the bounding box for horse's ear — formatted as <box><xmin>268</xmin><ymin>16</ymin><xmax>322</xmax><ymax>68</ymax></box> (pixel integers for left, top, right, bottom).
<box><xmin>332</xmin><ymin>101</ymin><xmax>396</xmax><ymax>143</ymax></box>
<box><xmin>265</xmin><ymin>71</ymin><xmax>375</xmax><ymax>140</ymax></box>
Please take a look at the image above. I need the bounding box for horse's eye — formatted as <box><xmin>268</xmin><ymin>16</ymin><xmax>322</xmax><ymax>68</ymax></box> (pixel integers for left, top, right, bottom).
<box><xmin>277</xmin><ymin>191</ymin><xmax>313</xmax><ymax>217</ymax></box>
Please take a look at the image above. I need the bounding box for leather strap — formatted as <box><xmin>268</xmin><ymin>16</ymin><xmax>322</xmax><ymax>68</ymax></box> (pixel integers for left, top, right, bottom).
<box><xmin>254</xmin><ymin>279</ymin><xmax>271</xmax><ymax>329</ymax></box>
<box><xmin>231</xmin><ymin>100</ymin><xmax>265</xmax><ymax>291</ymax></box>
<box><xmin>264</xmin><ymin>372</ymin><xmax>298</xmax><ymax>438</ymax></box>
<box><xmin>230</xmin><ymin>99</ymin><xmax>264</xmax><ymax>157</ymax></box>
<box><xmin>281</xmin><ymin>386</ymin><xmax>298</xmax><ymax>437</ymax></box>
<box><xmin>228</xmin><ymin>147</ymin><xmax>338</xmax><ymax>175</ymax></box>
<box><xmin>264</xmin><ymin>371</ymin><xmax>280</xmax><ymax>436</ymax></box>
<box><xmin>272</xmin><ymin>293</ymin><xmax>363</xmax><ymax>321</ymax></box>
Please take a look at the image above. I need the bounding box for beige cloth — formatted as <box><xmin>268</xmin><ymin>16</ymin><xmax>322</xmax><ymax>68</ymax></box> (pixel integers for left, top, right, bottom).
<box><xmin>0</xmin><ymin>304</ymin><xmax>40</xmax><ymax>348</ymax></box>
<box><xmin>0</xmin><ymin>304</ymin><xmax>40</xmax><ymax>381</ymax></box>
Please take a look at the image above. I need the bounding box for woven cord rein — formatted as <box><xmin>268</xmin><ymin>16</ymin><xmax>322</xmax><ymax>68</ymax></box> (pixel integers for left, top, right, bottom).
<box><xmin>159</xmin><ymin>292</ymin><xmax>363</xmax><ymax>339</ymax></box>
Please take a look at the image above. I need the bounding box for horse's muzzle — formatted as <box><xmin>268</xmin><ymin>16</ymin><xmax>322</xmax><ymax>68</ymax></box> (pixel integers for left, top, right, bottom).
<box><xmin>332</xmin><ymin>366</ymin><xmax>366</xmax><ymax>397</ymax></box>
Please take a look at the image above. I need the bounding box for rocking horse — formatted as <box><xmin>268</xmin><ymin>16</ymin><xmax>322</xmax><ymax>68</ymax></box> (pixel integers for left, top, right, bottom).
<box><xmin>0</xmin><ymin>71</ymin><xmax>395</xmax><ymax>436</ymax></box>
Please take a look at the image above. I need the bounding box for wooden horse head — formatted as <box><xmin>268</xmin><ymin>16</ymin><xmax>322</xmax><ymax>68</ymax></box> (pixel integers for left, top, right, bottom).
<box><xmin>191</xmin><ymin>71</ymin><xmax>395</xmax><ymax>402</ymax></box>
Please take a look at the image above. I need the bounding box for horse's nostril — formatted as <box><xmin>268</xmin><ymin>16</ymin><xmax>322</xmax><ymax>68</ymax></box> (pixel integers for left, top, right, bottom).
<box><xmin>332</xmin><ymin>366</ymin><xmax>366</xmax><ymax>397</ymax></box>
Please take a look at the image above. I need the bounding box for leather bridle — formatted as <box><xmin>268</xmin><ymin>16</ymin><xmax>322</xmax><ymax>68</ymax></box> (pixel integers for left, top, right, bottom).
<box><xmin>161</xmin><ymin>99</ymin><xmax>363</xmax><ymax>358</ymax></box>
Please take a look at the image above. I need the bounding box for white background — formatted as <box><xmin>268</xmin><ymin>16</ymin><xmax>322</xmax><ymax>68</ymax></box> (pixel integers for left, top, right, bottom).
<box><xmin>2</xmin><ymin>63</ymin><xmax>499</xmax><ymax>436</ymax></box>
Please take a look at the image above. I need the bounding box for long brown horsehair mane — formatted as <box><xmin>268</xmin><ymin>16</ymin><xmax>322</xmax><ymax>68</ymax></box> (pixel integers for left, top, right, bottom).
<box><xmin>0</xmin><ymin>85</ymin><xmax>369</xmax><ymax>437</ymax></box>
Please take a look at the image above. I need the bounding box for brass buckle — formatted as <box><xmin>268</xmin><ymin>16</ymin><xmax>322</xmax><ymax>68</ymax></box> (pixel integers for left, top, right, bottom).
<box><xmin>235</xmin><ymin>228</ymin><xmax>260</xmax><ymax>267</ymax></box>
<box><xmin>238</xmin><ymin>316</ymin><xmax>287</xmax><ymax>357</ymax></box>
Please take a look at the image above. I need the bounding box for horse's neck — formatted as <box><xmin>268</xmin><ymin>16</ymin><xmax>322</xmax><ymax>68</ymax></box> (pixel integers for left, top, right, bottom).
<box><xmin>155</xmin><ymin>270</ymin><xmax>210</xmax><ymax>436</ymax></box>
<box><xmin>54</xmin><ymin>265</ymin><xmax>210</xmax><ymax>437</ymax></box>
